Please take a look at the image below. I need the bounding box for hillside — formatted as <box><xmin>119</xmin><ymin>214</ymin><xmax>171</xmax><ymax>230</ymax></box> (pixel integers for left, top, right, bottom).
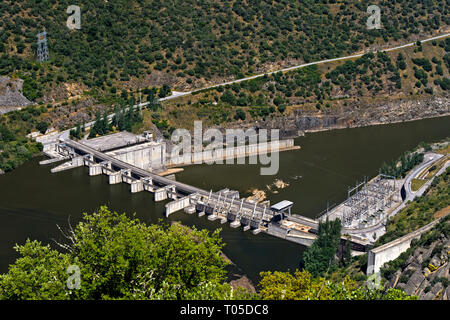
<box><xmin>0</xmin><ymin>1</ymin><xmax>449</xmax><ymax>173</ymax></box>
<box><xmin>0</xmin><ymin>0</ymin><xmax>449</xmax><ymax>102</ymax></box>
<box><xmin>146</xmin><ymin>38</ymin><xmax>450</xmax><ymax>136</ymax></box>
<box><xmin>381</xmin><ymin>215</ymin><xmax>450</xmax><ymax>300</ymax></box>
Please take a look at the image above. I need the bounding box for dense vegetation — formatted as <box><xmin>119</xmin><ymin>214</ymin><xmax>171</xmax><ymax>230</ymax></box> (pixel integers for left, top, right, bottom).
<box><xmin>258</xmin><ymin>269</ymin><xmax>415</xmax><ymax>300</ymax></box>
<box><xmin>160</xmin><ymin>38</ymin><xmax>450</xmax><ymax>129</ymax></box>
<box><xmin>0</xmin><ymin>206</ymin><xmax>236</xmax><ymax>300</ymax></box>
<box><xmin>0</xmin><ymin>206</ymin><xmax>414</xmax><ymax>300</ymax></box>
<box><xmin>0</xmin><ymin>0</ymin><xmax>448</xmax><ymax>99</ymax></box>
<box><xmin>381</xmin><ymin>151</ymin><xmax>424</xmax><ymax>178</ymax></box>
<box><xmin>0</xmin><ymin>105</ymin><xmax>48</xmax><ymax>172</ymax></box>
<box><xmin>85</xmin><ymin>105</ymin><xmax>144</xmax><ymax>139</ymax></box>
<box><xmin>303</xmin><ymin>218</ymin><xmax>342</xmax><ymax>277</ymax></box>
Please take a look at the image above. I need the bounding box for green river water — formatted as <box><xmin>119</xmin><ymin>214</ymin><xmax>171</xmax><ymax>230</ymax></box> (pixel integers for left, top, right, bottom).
<box><xmin>0</xmin><ymin>116</ymin><xmax>449</xmax><ymax>283</ymax></box>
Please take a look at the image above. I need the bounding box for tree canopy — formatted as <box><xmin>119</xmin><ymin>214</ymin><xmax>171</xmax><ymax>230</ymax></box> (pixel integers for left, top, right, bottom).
<box><xmin>303</xmin><ymin>218</ymin><xmax>342</xmax><ymax>277</ymax></box>
<box><xmin>0</xmin><ymin>206</ymin><xmax>233</xmax><ymax>300</ymax></box>
<box><xmin>259</xmin><ymin>269</ymin><xmax>416</xmax><ymax>300</ymax></box>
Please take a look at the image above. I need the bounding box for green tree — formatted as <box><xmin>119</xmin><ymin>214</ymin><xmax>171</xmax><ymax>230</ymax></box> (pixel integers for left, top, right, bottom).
<box><xmin>158</xmin><ymin>84</ymin><xmax>171</xmax><ymax>98</ymax></box>
<box><xmin>35</xmin><ymin>121</ymin><xmax>49</xmax><ymax>134</ymax></box>
<box><xmin>234</xmin><ymin>108</ymin><xmax>246</xmax><ymax>121</ymax></box>
<box><xmin>303</xmin><ymin>218</ymin><xmax>342</xmax><ymax>277</ymax></box>
<box><xmin>0</xmin><ymin>206</ymin><xmax>236</xmax><ymax>300</ymax></box>
<box><xmin>258</xmin><ymin>270</ymin><xmax>415</xmax><ymax>300</ymax></box>
<box><xmin>0</xmin><ymin>240</ymin><xmax>74</xmax><ymax>300</ymax></box>
<box><xmin>220</xmin><ymin>90</ymin><xmax>236</xmax><ymax>105</ymax></box>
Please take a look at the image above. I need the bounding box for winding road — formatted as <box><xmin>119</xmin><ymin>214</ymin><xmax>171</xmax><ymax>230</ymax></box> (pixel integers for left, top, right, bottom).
<box><xmin>58</xmin><ymin>32</ymin><xmax>450</xmax><ymax>139</ymax></box>
<box><xmin>161</xmin><ymin>33</ymin><xmax>450</xmax><ymax>100</ymax></box>
<box><xmin>343</xmin><ymin>153</ymin><xmax>449</xmax><ymax>239</ymax></box>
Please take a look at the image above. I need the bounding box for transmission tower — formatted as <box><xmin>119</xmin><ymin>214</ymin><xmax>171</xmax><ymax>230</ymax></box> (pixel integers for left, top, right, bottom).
<box><xmin>36</xmin><ymin>29</ymin><xmax>49</xmax><ymax>62</ymax></box>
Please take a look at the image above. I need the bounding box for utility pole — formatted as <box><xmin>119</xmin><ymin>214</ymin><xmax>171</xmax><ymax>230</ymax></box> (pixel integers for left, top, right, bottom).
<box><xmin>36</xmin><ymin>29</ymin><xmax>49</xmax><ymax>62</ymax></box>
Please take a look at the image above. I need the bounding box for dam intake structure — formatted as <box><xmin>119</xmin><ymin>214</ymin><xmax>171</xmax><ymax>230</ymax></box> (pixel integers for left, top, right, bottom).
<box><xmin>42</xmin><ymin>133</ymin><xmax>387</xmax><ymax>252</ymax></box>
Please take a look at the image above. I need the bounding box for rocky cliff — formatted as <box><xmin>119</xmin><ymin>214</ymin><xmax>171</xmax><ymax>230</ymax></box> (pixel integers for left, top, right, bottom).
<box><xmin>239</xmin><ymin>96</ymin><xmax>450</xmax><ymax>138</ymax></box>
<box><xmin>383</xmin><ymin>219</ymin><xmax>450</xmax><ymax>300</ymax></box>
<box><xmin>0</xmin><ymin>76</ymin><xmax>32</xmax><ymax>113</ymax></box>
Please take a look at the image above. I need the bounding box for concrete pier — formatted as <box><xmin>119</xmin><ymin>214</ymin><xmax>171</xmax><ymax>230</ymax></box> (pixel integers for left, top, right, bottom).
<box><xmin>165</xmin><ymin>195</ymin><xmax>192</xmax><ymax>217</ymax></box>
<box><xmin>131</xmin><ymin>180</ymin><xmax>144</xmax><ymax>193</ymax></box>
<box><xmin>207</xmin><ymin>214</ymin><xmax>219</xmax><ymax>221</ymax></box>
<box><xmin>89</xmin><ymin>163</ymin><xmax>102</xmax><ymax>176</ymax></box>
<box><xmin>121</xmin><ymin>169</ymin><xmax>133</xmax><ymax>184</ymax></box>
<box><xmin>165</xmin><ymin>185</ymin><xmax>177</xmax><ymax>200</ymax></box>
<box><xmin>154</xmin><ymin>187</ymin><xmax>168</xmax><ymax>202</ymax></box>
<box><xmin>230</xmin><ymin>221</ymin><xmax>241</xmax><ymax>228</ymax></box>
<box><xmin>141</xmin><ymin>177</ymin><xmax>155</xmax><ymax>192</ymax></box>
<box><xmin>109</xmin><ymin>171</ymin><xmax>122</xmax><ymax>184</ymax></box>
<box><xmin>184</xmin><ymin>206</ymin><xmax>196</xmax><ymax>214</ymax></box>
<box><xmin>72</xmin><ymin>156</ymin><xmax>84</xmax><ymax>167</ymax></box>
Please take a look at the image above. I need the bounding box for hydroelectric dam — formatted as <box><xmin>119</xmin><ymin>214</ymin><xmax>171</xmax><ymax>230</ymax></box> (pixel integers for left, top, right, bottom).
<box><xmin>44</xmin><ymin>135</ymin><xmax>369</xmax><ymax>252</ymax></box>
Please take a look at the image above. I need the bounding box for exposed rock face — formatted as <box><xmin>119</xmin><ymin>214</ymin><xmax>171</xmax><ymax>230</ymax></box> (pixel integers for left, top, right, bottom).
<box><xmin>41</xmin><ymin>82</ymin><xmax>88</xmax><ymax>104</ymax></box>
<box><xmin>385</xmin><ymin>234</ymin><xmax>450</xmax><ymax>300</ymax></box>
<box><xmin>0</xmin><ymin>76</ymin><xmax>32</xmax><ymax>110</ymax></box>
<box><xmin>404</xmin><ymin>270</ymin><xmax>426</xmax><ymax>296</ymax></box>
<box><xmin>241</xmin><ymin>96</ymin><xmax>450</xmax><ymax>138</ymax></box>
<box><xmin>44</xmin><ymin>98</ymin><xmax>110</xmax><ymax>130</ymax></box>
<box><xmin>229</xmin><ymin>274</ymin><xmax>256</xmax><ymax>294</ymax></box>
<box><xmin>125</xmin><ymin>71</ymin><xmax>178</xmax><ymax>91</ymax></box>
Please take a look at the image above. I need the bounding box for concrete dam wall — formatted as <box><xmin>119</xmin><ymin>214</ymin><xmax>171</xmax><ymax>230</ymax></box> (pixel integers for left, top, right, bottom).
<box><xmin>367</xmin><ymin>217</ymin><xmax>446</xmax><ymax>276</ymax></box>
<box><xmin>166</xmin><ymin>139</ymin><xmax>296</xmax><ymax>167</ymax></box>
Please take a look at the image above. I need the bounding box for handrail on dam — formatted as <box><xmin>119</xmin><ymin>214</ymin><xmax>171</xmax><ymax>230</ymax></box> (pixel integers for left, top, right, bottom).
<box><xmin>61</xmin><ymin>138</ymin><xmax>278</xmax><ymax>222</ymax></box>
<box><xmin>54</xmin><ymin>138</ymin><xmax>370</xmax><ymax>251</ymax></box>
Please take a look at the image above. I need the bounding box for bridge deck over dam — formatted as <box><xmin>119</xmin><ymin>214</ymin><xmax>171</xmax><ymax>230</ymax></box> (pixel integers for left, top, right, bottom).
<box><xmin>51</xmin><ymin>138</ymin><xmax>369</xmax><ymax>250</ymax></box>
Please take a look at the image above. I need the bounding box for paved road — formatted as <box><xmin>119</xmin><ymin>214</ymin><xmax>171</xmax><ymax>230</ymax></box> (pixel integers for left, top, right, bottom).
<box><xmin>162</xmin><ymin>33</ymin><xmax>450</xmax><ymax>99</ymax></box>
<box><xmin>58</xmin><ymin>32</ymin><xmax>450</xmax><ymax>138</ymax></box>
<box><xmin>403</xmin><ymin>153</ymin><xmax>444</xmax><ymax>202</ymax></box>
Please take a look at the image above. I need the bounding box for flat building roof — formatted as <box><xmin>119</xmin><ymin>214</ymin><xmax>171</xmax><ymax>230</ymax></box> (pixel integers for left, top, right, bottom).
<box><xmin>271</xmin><ymin>200</ymin><xmax>294</xmax><ymax>211</ymax></box>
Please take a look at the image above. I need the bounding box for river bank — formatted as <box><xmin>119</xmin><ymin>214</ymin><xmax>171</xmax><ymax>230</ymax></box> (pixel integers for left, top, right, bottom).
<box><xmin>224</xmin><ymin>96</ymin><xmax>449</xmax><ymax>139</ymax></box>
<box><xmin>0</xmin><ymin>115</ymin><xmax>449</xmax><ymax>284</ymax></box>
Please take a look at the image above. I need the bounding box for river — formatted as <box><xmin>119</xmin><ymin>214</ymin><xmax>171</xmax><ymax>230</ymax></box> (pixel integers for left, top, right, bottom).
<box><xmin>0</xmin><ymin>116</ymin><xmax>449</xmax><ymax>284</ymax></box>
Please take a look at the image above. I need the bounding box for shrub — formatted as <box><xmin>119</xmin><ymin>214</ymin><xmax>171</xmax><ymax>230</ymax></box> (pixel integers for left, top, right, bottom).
<box><xmin>399</xmin><ymin>274</ymin><xmax>409</xmax><ymax>283</ymax></box>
